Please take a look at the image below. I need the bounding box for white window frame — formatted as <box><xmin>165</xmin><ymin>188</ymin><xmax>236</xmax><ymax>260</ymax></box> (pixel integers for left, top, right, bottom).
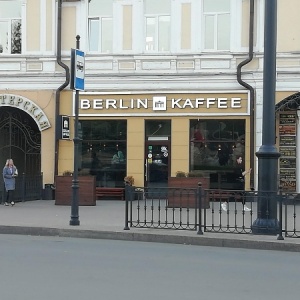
<box><xmin>143</xmin><ymin>0</ymin><xmax>171</xmax><ymax>53</ymax></box>
<box><xmin>87</xmin><ymin>1</ymin><xmax>113</xmax><ymax>54</ymax></box>
<box><xmin>0</xmin><ymin>0</ymin><xmax>22</xmax><ymax>55</ymax></box>
<box><xmin>202</xmin><ymin>0</ymin><xmax>231</xmax><ymax>52</ymax></box>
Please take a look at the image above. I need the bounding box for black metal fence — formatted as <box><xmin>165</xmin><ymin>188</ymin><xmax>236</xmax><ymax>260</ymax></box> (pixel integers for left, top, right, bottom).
<box><xmin>124</xmin><ymin>185</ymin><xmax>300</xmax><ymax>239</ymax></box>
<box><xmin>0</xmin><ymin>173</ymin><xmax>43</xmax><ymax>203</ymax></box>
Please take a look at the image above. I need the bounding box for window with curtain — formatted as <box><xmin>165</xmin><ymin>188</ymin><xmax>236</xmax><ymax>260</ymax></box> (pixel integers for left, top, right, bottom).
<box><xmin>0</xmin><ymin>0</ymin><xmax>22</xmax><ymax>54</ymax></box>
<box><xmin>203</xmin><ymin>0</ymin><xmax>230</xmax><ymax>51</ymax></box>
<box><xmin>144</xmin><ymin>0</ymin><xmax>171</xmax><ymax>52</ymax></box>
<box><xmin>88</xmin><ymin>0</ymin><xmax>113</xmax><ymax>53</ymax></box>
<box><xmin>80</xmin><ymin>120</ymin><xmax>127</xmax><ymax>188</ymax></box>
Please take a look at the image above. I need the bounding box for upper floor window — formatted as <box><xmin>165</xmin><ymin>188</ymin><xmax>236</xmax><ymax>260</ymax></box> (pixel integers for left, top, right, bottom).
<box><xmin>203</xmin><ymin>0</ymin><xmax>230</xmax><ymax>51</ymax></box>
<box><xmin>144</xmin><ymin>0</ymin><xmax>171</xmax><ymax>52</ymax></box>
<box><xmin>0</xmin><ymin>0</ymin><xmax>22</xmax><ymax>54</ymax></box>
<box><xmin>88</xmin><ymin>0</ymin><xmax>113</xmax><ymax>53</ymax></box>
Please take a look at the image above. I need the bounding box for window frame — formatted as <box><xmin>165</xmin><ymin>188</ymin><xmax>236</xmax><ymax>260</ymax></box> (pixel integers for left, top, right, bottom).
<box><xmin>87</xmin><ymin>1</ymin><xmax>113</xmax><ymax>53</ymax></box>
<box><xmin>201</xmin><ymin>0</ymin><xmax>231</xmax><ymax>51</ymax></box>
<box><xmin>0</xmin><ymin>0</ymin><xmax>22</xmax><ymax>55</ymax></box>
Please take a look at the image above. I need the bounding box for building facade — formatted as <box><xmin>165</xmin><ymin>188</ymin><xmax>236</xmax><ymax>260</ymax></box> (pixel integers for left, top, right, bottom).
<box><xmin>0</xmin><ymin>0</ymin><xmax>300</xmax><ymax>193</ymax></box>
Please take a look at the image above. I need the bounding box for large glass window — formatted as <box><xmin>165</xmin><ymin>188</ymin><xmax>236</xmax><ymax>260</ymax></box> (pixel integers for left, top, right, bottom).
<box><xmin>144</xmin><ymin>0</ymin><xmax>171</xmax><ymax>52</ymax></box>
<box><xmin>190</xmin><ymin>119</ymin><xmax>245</xmax><ymax>189</ymax></box>
<box><xmin>80</xmin><ymin>120</ymin><xmax>127</xmax><ymax>188</ymax></box>
<box><xmin>0</xmin><ymin>0</ymin><xmax>22</xmax><ymax>54</ymax></box>
<box><xmin>88</xmin><ymin>0</ymin><xmax>113</xmax><ymax>53</ymax></box>
<box><xmin>203</xmin><ymin>0</ymin><xmax>230</xmax><ymax>51</ymax></box>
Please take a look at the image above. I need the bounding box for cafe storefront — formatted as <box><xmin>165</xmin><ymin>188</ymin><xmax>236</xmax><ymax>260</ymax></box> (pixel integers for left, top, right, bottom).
<box><xmin>58</xmin><ymin>90</ymin><xmax>251</xmax><ymax>190</ymax></box>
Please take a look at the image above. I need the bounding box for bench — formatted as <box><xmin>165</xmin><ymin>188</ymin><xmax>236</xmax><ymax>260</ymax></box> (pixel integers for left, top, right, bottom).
<box><xmin>208</xmin><ymin>190</ymin><xmax>242</xmax><ymax>201</ymax></box>
<box><xmin>96</xmin><ymin>187</ymin><xmax>125</xmax><ymax>200</ymax></box>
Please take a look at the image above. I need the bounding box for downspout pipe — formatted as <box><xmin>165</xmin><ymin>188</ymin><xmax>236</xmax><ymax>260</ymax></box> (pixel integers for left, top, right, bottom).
<box><xmin>55</xmin><ymin>0</ymin><xmax>70</xmax><ymax>177</ymax></box>
<box><xmin>237</xmin><ymin>0</ymin><xmax>255</xmax><ymax>188</ymax></box>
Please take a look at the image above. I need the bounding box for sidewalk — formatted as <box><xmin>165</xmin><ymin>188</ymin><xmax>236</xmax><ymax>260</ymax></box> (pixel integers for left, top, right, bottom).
<box><xmin>0</xmin><ymin>200</ymin><xmax>300</xmax><ymax>252</ymax></box>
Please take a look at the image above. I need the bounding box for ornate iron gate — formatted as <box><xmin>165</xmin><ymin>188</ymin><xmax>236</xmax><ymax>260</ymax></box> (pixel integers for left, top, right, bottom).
<box><xmin>0</xmin><ymin>107</ymin><xmax>42</xmax><ymax>202</ymax></box>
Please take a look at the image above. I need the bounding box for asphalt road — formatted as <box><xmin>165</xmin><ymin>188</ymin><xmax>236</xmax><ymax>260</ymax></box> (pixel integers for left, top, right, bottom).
<box><xmin>0</xmin><ymin>234</ymin><xmax>299</xmax><ymax>300</ymax></box>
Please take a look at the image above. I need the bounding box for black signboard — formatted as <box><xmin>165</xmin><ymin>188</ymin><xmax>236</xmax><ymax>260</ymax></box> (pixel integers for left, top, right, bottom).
<box><xmin>280</xmin><ymin>179</ymin><xmax>296</xmax><ymax>191</ymax></box>
<box><xmin>280</xmin><ymin>168</ymin><xmax>296</xmax><ymax>178</ymax></box>
<box><xmin>279</xmin><ymin>157</ymin><xmax>296</xmax><ymax>168</ymax></box>
<box><xmin>62</xmin><ymin>116</ymin><xmax>70</xmax><ymax>139</ymax></box>
<box><xmin>279</xmin><ymin>147</ymin><xmax>296</xmax><ymax>157</ymax></box>
<box><xmin>279</xmin><ymin>113</ymin><xmax>296</xmax><ymax>124</ymax></box>
<box><xmin>279</xmin><ymin>135</ymin><xmax>296</xmax><ymax>146</ymax></box>
<box><xmin>278</xmin><ymin>113</ymin><xmax>297</xmax><ymax>192</ymax></box>
<box><xmin>279</xmin><ymin>124</ymin><xmax>296</xmax><ymax>135</ymax></box>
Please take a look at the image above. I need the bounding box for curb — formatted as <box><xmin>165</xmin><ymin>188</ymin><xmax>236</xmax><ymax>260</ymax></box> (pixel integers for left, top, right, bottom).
<box><xmin>0</xmin><ymin>225</ymin><xmax>299</xmax><ymax>253</ymax></box>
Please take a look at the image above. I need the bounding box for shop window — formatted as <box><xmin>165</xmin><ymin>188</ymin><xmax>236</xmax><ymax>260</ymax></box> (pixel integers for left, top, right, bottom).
<box><xmin>80</xmin><ymin>120</ymin><xmax>127</xmax><ymax>188</ymax></box>
<box><xmin>144</xmin><ymin>0</ymin><xmax>171</xmax><ymax>52</ymax></box>
<box><xmin>203</xmin><ymin>0</ymin><xmax>230</xmax><ymax>51</ymax></box>
<box><xmin>190</xmin><ymin>119</ymin><xmax>245</xmax><ymax>189</ymax></box>
<box><xmin>88</xmin><ymin>0</ymin><xmax>113</xmax><ymax>53</ymax></box>
<box><xmin>0</xmin><ymin>0</ymin><xmax>22</xmax><ymax>54</ymax></box>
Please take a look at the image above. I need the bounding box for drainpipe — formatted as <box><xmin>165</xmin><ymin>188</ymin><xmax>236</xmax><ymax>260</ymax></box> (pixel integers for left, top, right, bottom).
<box><xmin>237</xmin><ymin>0</ymin><xmax>255</xmax><ymax>188</ymax></box>
<box><xmin>55</xmin><ymin>0</ymin><xmax>70</xmax><ymax>177</ymax></box>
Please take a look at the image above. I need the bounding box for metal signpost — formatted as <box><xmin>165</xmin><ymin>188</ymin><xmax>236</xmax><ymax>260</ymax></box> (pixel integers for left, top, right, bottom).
<box><xmin>70</xmin><ymin>35</ymin><xmax>85</xmax><ymax>226</ymax></box>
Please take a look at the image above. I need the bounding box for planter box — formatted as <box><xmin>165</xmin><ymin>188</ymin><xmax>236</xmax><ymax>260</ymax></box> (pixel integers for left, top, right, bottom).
<box><xmin>55</xmin><ymin>176</ymin><xmax>96</xmax><ymax>206</ymax></box>
<box><xmin>168</xmin><ymin>177</ymin><xmax>210</xmax><ymax>208</ymax></box>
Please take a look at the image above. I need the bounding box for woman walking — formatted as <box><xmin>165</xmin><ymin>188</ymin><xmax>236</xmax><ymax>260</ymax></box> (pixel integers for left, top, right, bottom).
<box><xmin>3</xmin><ymin>159</ymin><xmax>18</xmax><ymax>206</ymax></box>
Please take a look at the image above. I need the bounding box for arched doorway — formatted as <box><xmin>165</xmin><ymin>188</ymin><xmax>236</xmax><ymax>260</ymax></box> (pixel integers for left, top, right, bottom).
<box><xmin>275</xmin><ymin>92</ymin><xmax>300</xmax><ymax>112</ymax></box>
<box><xmin>0</xmin><ymin>107</ymin><xmax>41</xmax><ymax>175</ymax></box>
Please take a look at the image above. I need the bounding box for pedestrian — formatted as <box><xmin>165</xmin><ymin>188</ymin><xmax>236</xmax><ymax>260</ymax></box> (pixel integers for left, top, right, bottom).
<box><xmin>221</xmin><ymin>156</ymin><xmax>251</xmax><ymax>212</ymax></box>
<box><xmin>2</xmin><ymin>158</ymin><xmax>18</xmax><ymax>206</ymax></box>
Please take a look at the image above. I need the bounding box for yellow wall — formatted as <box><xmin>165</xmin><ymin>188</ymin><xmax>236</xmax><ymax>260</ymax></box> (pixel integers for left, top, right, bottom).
<box><xmin>171</xmin><ymin>118</ymin><xmax>189</xmax><ymax>175</ymax></box>
<box><xmin>61</xmin><ymin>7</ymin><xmax>77</xmax><ymax>51</ymax></box>
<box><xmin>46</xmin><ymin>0</ymin><xmax>53</xmax><ymax>51</ymax></box>
<box><xmin>123</xmin><ymin>5</ymin><xmax>133</xmax><ymax>50</ymax></box>
<box><xmin>57</xmin><ymin>91</ymin><xmax>74</xmax><ymax>175</ymax></box>
<box><xmin>181</xmin><ymin>3</ymin><xmax>191</xmax><ymax>50</ymax></box>
<box><xmin>278</xmin><ymin>0</ymin><xmax>300</xmax><ymax>52</ymax></box>
<box><xmin>127</xmin><ymin>119</ymin><xmax>144</xmax><ymax>186</ymax></box>
<box><xmin>26</xmin><ymin>0</ymin><xmax>40</xmax><ymax>51</ymax></box>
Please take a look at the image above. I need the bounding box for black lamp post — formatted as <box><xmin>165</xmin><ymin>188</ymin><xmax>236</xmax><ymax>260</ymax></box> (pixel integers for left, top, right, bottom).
<box><xmin>252</xmin><ymin>1</ymin><xmax>280</xmax><ymax>234</ymax></box>
<box><xmin>70</xmin><ymin>35</ymin><xmax>81</xmax><ymax>226</ymax></box>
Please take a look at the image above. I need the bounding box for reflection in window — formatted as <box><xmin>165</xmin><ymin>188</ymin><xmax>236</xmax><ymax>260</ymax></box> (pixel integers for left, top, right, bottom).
<box><xmin>145</xmin><ymin>120</ymin><xmax>171</xmax><ymax>137</ymax></box>
<box><xmin>88</xmin><ymin>0</ymin><xmax>113</xmax><ymax>53</ymax></box>
<box><xmin>203</xmin><ymin>0</ymin><xmax>230</xmax><ymax>50</ymax></box>
<box><xmin>0</xmin><ymin>1</ymin><xmax>22</xmax><ymax>54</ymax></box>
<box><xmin>80</xmin><ymin>120</ymin><xmax>127</xmax><ymax>188</ymax></box>
<box><xmin>144</xmin><ymin>0</ymin><xmax>171</xmax><ymax>52</ymax></box>
<box><xmin>88</xmin><ymin>19</ymin><xmax>99</xmax><ymax>52</ymax></box>
<box><xmin>190</xmin><ymin>119</ymin><xmax>245</xmax><ymax>189</ymax></box>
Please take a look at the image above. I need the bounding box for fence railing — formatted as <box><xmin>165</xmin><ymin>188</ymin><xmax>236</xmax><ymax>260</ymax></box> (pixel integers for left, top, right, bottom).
<box><xmin>124</xmin><ymin>185</ymin><xmax>300</xmax><ymax>239</ymax></box>
<box><xmin>0</xmin><ymin>173</ymin><xmax>43</xmax><ymax>203</ymax></box>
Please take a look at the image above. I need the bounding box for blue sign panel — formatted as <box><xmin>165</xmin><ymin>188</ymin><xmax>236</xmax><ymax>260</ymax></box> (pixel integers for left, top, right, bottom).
<box><xmin>74</xmin><ymin>49</ymin><xmax>85</xmax><ymax>91</ymax></box>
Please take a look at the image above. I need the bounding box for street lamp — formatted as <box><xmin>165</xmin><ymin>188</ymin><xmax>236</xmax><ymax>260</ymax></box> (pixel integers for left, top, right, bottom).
<box><xmin>252</xmin><ymin>0</ymin><xmax>281</xmax><ymax>235</ymax></box>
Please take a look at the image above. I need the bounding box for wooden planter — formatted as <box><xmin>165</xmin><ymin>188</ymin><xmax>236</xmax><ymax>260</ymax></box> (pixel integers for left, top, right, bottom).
<box><xmin>168</xmin><ymin>176</ymin><xmax>210</xmax><ymax>208</ymax></box>
<box><xmin>55</xmin><ymin>176</ymin><xmax>96</xmax><ymax>206</ymax></box>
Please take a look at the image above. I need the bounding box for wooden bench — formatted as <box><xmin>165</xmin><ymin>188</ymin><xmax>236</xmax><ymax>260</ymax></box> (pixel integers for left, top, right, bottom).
<box><xmin>96</xmin><ymin>187</ymin><xmax>125</xmax><ymax>200</ymax></box>
<box><xmin>208</xmin><ymin>190</ymin><xmax>242</xmax><ymax>201</ymax></box>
